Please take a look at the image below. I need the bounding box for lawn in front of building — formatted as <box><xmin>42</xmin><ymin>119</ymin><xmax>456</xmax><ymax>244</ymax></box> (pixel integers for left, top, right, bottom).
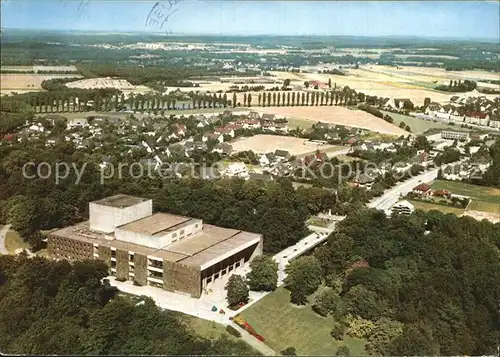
<box><xmin>408</xmin><ymin>199</ymin><xmax>466</xmax><ymax>215</ymax></box>
<box><xmin>240</xmin><ymin>287</ymin><xmax>365</xmax><ymax>356</ymax></box>
<box><xmin>431</xmin><ymin>180</ymin><xmax>500</xmax><ymax>203</ymax></box>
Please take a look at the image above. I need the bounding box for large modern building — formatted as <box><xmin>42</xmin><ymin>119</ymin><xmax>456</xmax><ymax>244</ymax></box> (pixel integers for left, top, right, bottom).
<box><xmin>48</xmin><ymin>194</ymin><xmax>263</xmax><ymax>298</ymax></box>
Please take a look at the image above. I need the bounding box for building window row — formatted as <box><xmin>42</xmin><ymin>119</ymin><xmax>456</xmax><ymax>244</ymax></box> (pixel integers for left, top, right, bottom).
<box><xmin>148</xmin><ymin>259</ymin><xmax>163</xmax><ymax>269</ymax></box>
<box><xmin>148</xmin><ymin>270</ymin><xmax>163</xmax><ymax>278</ymax></box>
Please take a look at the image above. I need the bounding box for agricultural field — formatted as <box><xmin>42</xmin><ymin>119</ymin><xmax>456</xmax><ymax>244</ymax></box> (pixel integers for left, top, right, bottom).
<box><xmin>240</xmin><ymin>287</ymin><xmax>365</xmax><ymax>356</ymax></box>
<box><xmin>65</xmin><ymin>77</ymin><xmax>150</xmax><ymax>93</ymax></box>
<box><xmin>273</xmin><ymin>64</ymin><xmax>500</xmax><ymax>106</ymax></box>
<box><xmin>255</xmin><ymin>106</ymin><xmax>409</xmax><ymax>136</ymax></box>
<box><xmin>0</xmin><ymin>73</ymin><xmax>82</xmax><ymax>94</ymax></box>
<box><xmin>380</xmin><ymin>110</ymin><xmax>452</xmax><ymax>134</ymax></box>
<box><xmin>286</xmin><ymin>116</ymin><xmax>315</xmax><ymax>130</ymax></box>
<box><xmin>230</xmin><ymin>134</ymin><xmax>341</xmax><ymax>156</ymax></box>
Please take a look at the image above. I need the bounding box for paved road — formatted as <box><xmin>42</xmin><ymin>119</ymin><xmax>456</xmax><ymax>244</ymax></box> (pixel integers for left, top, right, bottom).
<box><xmin>0</xmin><ymin>224</ymin><xmax>11</xmax><ymax>255</ymax></box>
<box><xmin>368</xmin><ymin>168</ymin><xmax>440</xmax><ymax>213</ymax></box>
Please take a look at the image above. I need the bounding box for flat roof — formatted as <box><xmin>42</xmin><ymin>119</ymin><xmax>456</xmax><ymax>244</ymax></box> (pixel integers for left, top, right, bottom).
<box><xmin>51</xmin><ymin>219</ymin><xmax>262</xmax><ymax>267</ymax></box>
<box><xmin>50</xmin><ymin>221</ymin><xmax>188</xmax><ymax>262</ymax></box>
<box><xmin>92</xmin><ymin>194</ymin><xmax>150</xmax><ymax>208</ymax></box>
<box><xmin>179</xmin><ymin>230</ymin><xmax>261</xmax><ymax>268</ymax></box>
<box><xmin>166</xmin><ymin>224</ymin><xmax>241</xmax><ymax>256</ymax></box>
<box><xmin>117</xmin><ymin>212</ymin><xmax>195</xmax><ymax>236</ymax></box>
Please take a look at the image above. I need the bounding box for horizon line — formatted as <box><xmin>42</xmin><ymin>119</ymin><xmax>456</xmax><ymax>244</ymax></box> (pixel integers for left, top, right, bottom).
<box><xmin>1</xmin><ymin>28</ymin><xmax>499</xmax><ymax>42</ymax></box>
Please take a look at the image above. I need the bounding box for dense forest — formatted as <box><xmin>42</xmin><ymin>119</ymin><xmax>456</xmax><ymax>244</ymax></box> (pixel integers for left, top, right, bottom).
<box><xmin>0</xmin><ymin>255</ymin><xmax>258</xmax><ymax>355</ymax></box>
<box><xmin>290</xmin><ymin>209</ymin><xmax>500</xmax><ymax>355</ymax></box>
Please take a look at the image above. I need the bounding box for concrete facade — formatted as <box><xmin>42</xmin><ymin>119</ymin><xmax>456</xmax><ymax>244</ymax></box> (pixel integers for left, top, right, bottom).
<box><xmin>48</xmin><ymin>194</ymin><xmax>263</xmax><ymax>298</ymax></box>
<box><xmin>89</xmin><ymin>195</ymin><xmax>152</xmax><ymax>233</ymax></box>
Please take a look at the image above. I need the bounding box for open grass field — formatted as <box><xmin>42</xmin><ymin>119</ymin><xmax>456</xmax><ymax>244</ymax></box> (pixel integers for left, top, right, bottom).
<box><xmin>380</xmin><ymin>110</ymin><xmax>451</xmax><ymax>134</ymax></box>
<box><xmin>409</xmin><ymin>180</ymin><xmax>500</xmax><ymax>221</ymax></box>
<box><xmin>431</xmin><ymin>180</ymin><xmax>500</xmax><ymax>205</ymax></box>
<box><xmin>240</xmin><ymin>288</ymin><xmax>365</xmax><ymax>356</ymax></box>
<box><xmin>255</xmin><ymin>106</ymin><xmax>409</xmax><ymax>136</ymax></box>
<box><xmin>286</xmin><ymin>116</ymin><xmax>315</xmax><ymax>130</ymax></box>
<box><xmin>3</xmin><ymin>229</ymin><xmax>29</xmax><ymax>255</ymax></box>
<box><xmin>407</xmin><ymin>199</ymin><xmax>466</xmax><ymax>215</ymax></box>
<box><xmin>230</xmin><ymin>134</ymin><xmax>342</xmax><ymax>156</ymax></box>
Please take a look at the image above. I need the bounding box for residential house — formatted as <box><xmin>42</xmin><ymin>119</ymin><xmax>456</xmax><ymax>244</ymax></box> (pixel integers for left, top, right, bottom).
<box><xmin>239</xmin><ymin>119</ymin><xmax>261</xmax><ymax>129</ymax></box>
<box><xmin>412</xmin><ymin>183</ymin><xmax>432</xmax><ymax>196</ymax></box>
<box><xmin>465</xmin><ymin>112</ymin><xmax>490</xmax><ymax>126</ymax></box>
<box><xmin>212</xmin><ymin>143</ymin><xmax>233</xmax><ymax>156</ymax></box>
<box><xmin>353</xmin><ymin>173</ymin><xmax>375</xmax><ymax>190</ymax></box>
<box><xmin>261</xmin><ymin>113</ymin><xmax>276</xmax><ymax>121</ymax></box>
<box><xmin>391</xmin><ymin>200</ymin><xmax>414</xmax><ymax>216</ymax></box>
<box><xmin>384</xmin><ymin>98</ymin><xmax>414</xmax><ymax>111</ymax></box>
<box><xmin>303</xmin><ymin>150</ymin><xmax>329</xmax><ymax>168</ymax></box>
<box><xmin>259</xmin><ymin>152</ymin><xmax>277</xmax><ymax>167</ymax></box>
<box><xmin>248</xmin><ymin>111</ymin><xmax>261</xmax><ymax>120</ymax></box>
<box><xmin>68</xmin><ymin>118</ymin><xmax>89</xmax><ymax>128</ymax></box>
<box><xmin>28</xmin><ymin>124</ymin><xmax>45</xmax><ymax>133</ymax></box>
<box><xmin>357</xmin><ymin>141</ymin><xmax>375</xmax><ymax>151</ymax></box>
<box><xmin>432</xmin><ymin>189</ymin><xmax>451</xmax><ymax>198</ymax></box>
<box><xmin>274</xmin><ymin>149</ymin><xmax>291</xmax><ymax>161</ymax></box>
<box><xmin>214</xmin><ymin>127</ymin><xmax>235</xmax><ymax>138</ymax></box>
<box><xmin>225</xmin><ymin>162</ymin><xmax>249</xmax><ymax>179</ymax></box>
<box><xmin>184</xmin><ymin>140</ymin><xmax>207</xmax><ymax>152</ymax></box>
<box><xmin>202</xmin><ymin>132</ymin><xmax>224</xmax><ymax>143</ymax></box>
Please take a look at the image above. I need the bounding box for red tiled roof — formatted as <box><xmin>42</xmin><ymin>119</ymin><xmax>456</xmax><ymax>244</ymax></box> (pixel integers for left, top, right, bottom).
<box><xmin>466</xmin><ymin>112</ymin><xmax>488</xmax><ymax>119</ymax></box>
<box><xmin>413</xmin><ymin>183</ymin><xmax>432</xmax><ymax>192</ymax></box>
<box><xmin>214</xmin><ymin>127</ymin><xmax>233</xmax><ymax>133</ymax></box>
<box><xmin>433</xmin><ymin>189</ymin><xmax>450</xmax><ymax>196</ymax></box>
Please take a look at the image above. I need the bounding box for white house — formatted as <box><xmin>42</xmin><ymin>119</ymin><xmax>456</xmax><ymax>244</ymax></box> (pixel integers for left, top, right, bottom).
<box><xmin>225</xmin><ymin>162</ymin><xmax>249</xmax><ymax>179</ymax></box>
<box><xmin>391</xmin><ymin>200</ymin><xmax>414</xmax><ymax>216</ymax></box>
<box><xmin>202</xmin><ymin>133</ymin><xmax>224</xmax><ymax>143</ymax></box>
<box><xmin>214</xmin><ymin>127</ymin><xmax>235</xmax><ymax>138</ymax></box>
<box><xmin>259</xmin><ymin>152</ymin><xmax>277</xmax><ymax>167</ymax></box>
<box><xmin>28</xmin><ymin>124</ymin><xmax>45</xmax><ymax>133</ymax></box>
<box><xmin>68</xmin><ymin>118</ymin><xmax>89</xmax><ymax>128</ymax></box>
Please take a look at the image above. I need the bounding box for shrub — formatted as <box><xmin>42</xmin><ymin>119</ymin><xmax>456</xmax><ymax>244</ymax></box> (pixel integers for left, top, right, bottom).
<box><xmin>281</xmin><ymin>347</ymin><xmax>297</xmax><ymax>356</ymax></box>
<box><xmin>225</xmin><ymin>325</ymin><xmax>242</xmax><ymax>338</ymax></box>
<box><xmin>331</xmin><ymin>323</ymin><xmax>347</xmax><ymax>340</ymax></box>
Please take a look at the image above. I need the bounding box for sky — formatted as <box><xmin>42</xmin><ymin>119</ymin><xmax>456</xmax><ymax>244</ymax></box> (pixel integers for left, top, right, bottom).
<box><xmin>1</xmin><ymin>1</ymin><xmax>499</xmax><ymax>39</ymax></box>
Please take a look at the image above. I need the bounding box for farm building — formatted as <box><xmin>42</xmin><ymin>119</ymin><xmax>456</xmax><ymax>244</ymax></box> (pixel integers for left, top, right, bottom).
<box><xmin>48</xmin><ymin>194</ymin><xmax>263</xmax><ymax>298</ymax></box>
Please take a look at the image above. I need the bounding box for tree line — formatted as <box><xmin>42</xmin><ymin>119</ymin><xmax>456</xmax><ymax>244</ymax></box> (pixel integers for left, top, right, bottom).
<box><xmin>0</xmin><ymin>255</ymin><xmax>259</xmax><ymax>355</ymax></box>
